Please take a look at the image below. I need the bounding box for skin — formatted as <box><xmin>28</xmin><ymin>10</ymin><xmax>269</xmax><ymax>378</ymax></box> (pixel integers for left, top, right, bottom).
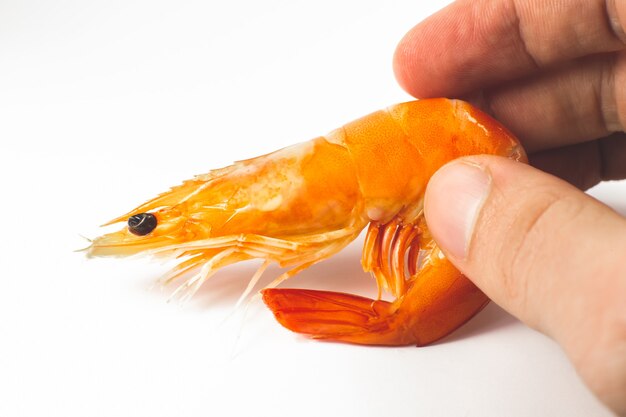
<box><xmin>394</xmin><ymin>0</ymin><xmax>626</xmax><ymax>415</ymax></box>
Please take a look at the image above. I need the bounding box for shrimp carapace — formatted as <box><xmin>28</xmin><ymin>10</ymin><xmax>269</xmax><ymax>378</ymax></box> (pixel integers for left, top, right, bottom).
<box><xmin>88</xmin><ymin>98</ymin><xmax>526</xmax><ymax>346</ymax></box>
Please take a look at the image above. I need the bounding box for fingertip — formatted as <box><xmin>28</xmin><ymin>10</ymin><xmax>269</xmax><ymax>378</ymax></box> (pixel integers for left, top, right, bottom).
<box><xmin>392</xmin><ymin>16</ymin><xmax>455</xmax><ymax>98</ymax></box>
<box><xmin>393</xmin><ymin>1</ymin><xmax>490</xmax><ymax>98</ymax></box>
<box><xmin>392</xmin><ymin>32</ymin><xmax>417</xmax><ymax>97</ymax></box>
<box><xmin>393</xmin><ymin>0</ymin><xmax>548</xmax><ymax>99</ymax></box>
<box><xmin>393</xmin><ymin>27</ymin><xmax>436</xmax><ymax>98</ymax></box>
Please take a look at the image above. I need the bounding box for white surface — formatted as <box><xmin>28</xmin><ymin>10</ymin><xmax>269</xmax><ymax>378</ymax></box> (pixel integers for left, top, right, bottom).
<box><xmin>0</xmin><ymin>1</ymin><xmax>622</xmax><ymax>416</ymax></box>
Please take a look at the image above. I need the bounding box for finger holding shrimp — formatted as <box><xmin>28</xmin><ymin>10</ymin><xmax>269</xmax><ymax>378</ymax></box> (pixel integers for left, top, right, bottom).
<box><xmin>394</xmin><ymin>0</ymin><xmax>626</xmax><ymax>414</ymax></box>
<box><xmin>394</xmin><ymin>0</ymin><xmax>626</xmax><ymax>187</ymax></box>
<box><xmin>424</xmin><ymin>157</ymin><xmax>626</xmax><ymax>414</ymax></box>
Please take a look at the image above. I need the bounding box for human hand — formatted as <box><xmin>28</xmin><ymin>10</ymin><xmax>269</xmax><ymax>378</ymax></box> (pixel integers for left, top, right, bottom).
<box><xmin>394</xmin><ymin>0</ymin><xmax>626</xmax><ymax>414</ymax></box>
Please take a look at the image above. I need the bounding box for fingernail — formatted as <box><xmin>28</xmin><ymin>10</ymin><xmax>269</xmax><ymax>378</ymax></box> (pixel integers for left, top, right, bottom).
<box><xmin>425</xmin><ymin>160</ymin><xmax>491</xmax><ymax>259</ymax></box>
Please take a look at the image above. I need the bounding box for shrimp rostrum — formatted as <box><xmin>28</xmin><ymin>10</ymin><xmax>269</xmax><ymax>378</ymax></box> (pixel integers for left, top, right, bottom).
<box><xmin>88</xmin><ymin>98</ymin><xmax>526</xmax><ymax>346</ymax></box>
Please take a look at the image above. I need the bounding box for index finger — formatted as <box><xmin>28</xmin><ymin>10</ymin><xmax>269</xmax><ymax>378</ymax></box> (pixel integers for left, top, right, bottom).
<box><xmin>394</xmin><ymin>0</ymin><xmax>626</xmax><ymax>98</ymax></box>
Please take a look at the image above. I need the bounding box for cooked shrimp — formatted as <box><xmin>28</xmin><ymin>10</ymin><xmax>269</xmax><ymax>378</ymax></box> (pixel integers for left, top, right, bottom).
<box><xmin>87</xmin><ymin>98</ymin><xmax>526</xmax><ymax>346</ymax></box>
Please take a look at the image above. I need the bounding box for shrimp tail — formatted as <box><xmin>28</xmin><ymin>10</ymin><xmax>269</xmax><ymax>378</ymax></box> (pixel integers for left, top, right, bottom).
<box><xmin>261</xmin><ymin>288</ymin><xmax>396</xmax><ymax>344</ymax></box>
<box><xmin>261</xmin><ymin>258</ymin><xmax>489</xmax><ymax>346</ymax></box>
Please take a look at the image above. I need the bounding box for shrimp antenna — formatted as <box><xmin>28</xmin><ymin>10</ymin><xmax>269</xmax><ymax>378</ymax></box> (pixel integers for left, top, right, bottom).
<box><xmin>74</xmin><ymin>234</ymin><xmax>94</xmax><ymax>253</ymax></box>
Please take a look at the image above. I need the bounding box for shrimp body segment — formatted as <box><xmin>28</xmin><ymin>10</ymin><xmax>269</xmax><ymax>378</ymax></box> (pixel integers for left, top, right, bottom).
<box><xmin>88</xmin><ymin>98</ymin><xmax>526</xmax><ymax>346</ymax></box>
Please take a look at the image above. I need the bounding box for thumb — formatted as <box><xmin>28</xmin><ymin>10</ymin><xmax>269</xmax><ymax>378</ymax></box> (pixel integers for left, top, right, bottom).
<box><xmin>424</xmin><ymin>155</ymin><xmax>626</xmax><ymax>413</ymax></box>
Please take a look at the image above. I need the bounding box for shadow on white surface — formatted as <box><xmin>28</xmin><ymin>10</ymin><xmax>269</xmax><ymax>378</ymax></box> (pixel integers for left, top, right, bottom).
<box><xmin>437</xmin><ymin>303</ymin><xmax>519</xmax><ymax>345</ymax></box>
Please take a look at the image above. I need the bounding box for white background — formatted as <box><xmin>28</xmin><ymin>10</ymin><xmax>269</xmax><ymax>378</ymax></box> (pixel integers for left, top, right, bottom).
<box><xmin>1</xmin><ymin>1</ymin><xmax>624</xmax><ymax>416</ymax></box>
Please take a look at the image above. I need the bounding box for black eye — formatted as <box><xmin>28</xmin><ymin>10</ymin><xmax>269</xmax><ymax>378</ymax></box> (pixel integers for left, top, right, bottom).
<box><xmin>128</xmin><ymin>213</ymin><xmax>157</xmax><ymax>236</ymax></box>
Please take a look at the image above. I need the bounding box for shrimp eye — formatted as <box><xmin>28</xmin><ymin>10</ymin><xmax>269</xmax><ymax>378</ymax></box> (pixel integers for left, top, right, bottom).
<box><xmin>128</xmin><ymin>213</ymin><xmax>157</xmax><ymax>236</ymax></box>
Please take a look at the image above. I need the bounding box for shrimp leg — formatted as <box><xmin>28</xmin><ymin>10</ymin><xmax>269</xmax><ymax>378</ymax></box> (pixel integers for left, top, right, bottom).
<box><xmin>262</xmin><ymin>218</ymin><xmax>489</xmax><ymax>346</ymax></box>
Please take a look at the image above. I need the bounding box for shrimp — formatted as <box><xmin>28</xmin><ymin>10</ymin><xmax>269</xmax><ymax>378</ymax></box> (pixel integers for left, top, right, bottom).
<box><xmin>87</xmin><ymin>98</ymin><xmax>526</xmax><ymax>346</ymax></box>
